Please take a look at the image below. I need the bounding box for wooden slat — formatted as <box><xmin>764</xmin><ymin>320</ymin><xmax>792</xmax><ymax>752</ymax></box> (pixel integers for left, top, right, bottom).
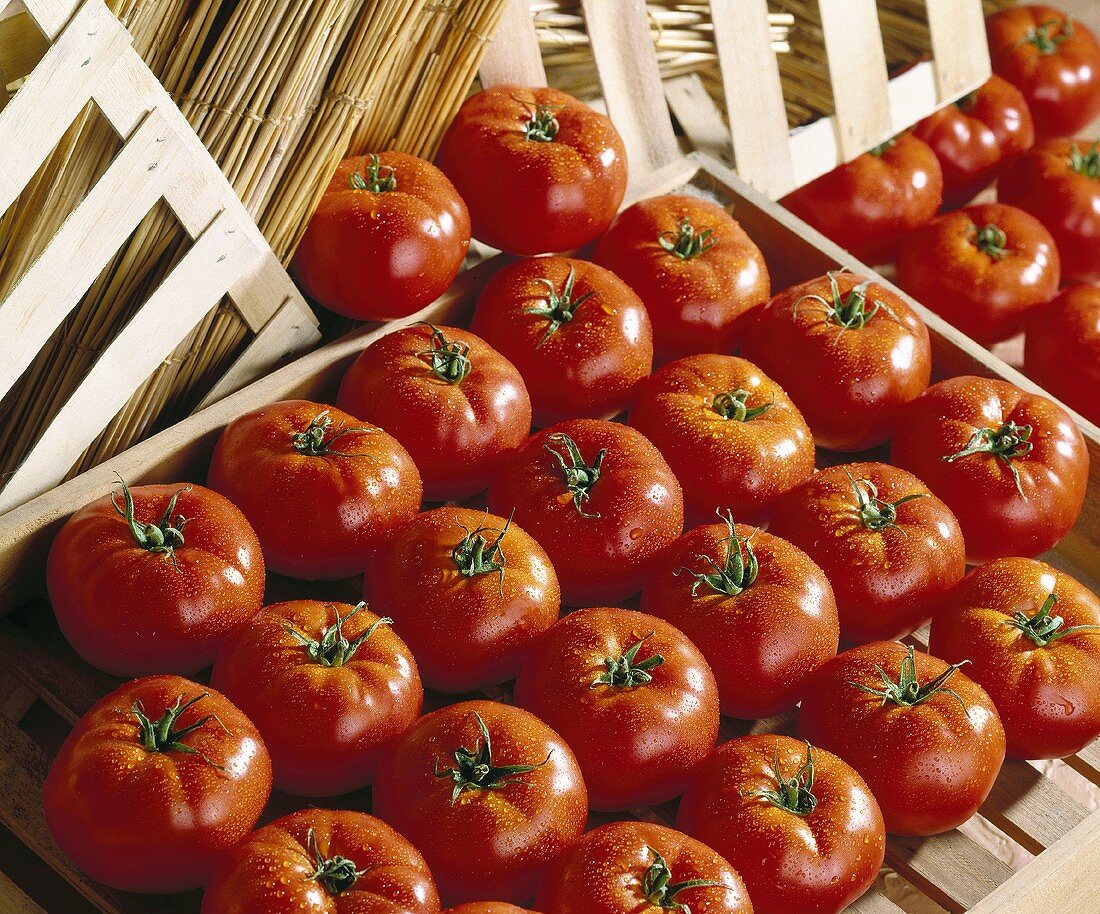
<box><xmin>664</xmin><ymin>74</ymin><xmax>731</xmax><ymax>166</ymax></box>
<box><xmin>0</xmin><ymin>8</ymin><xmax>48</xmax><ymax>84</ymax></box>
<box><xmin>847</xmin><ymin>892</ymin><xmax>909</xmax><ymax>914</ymax></box>
<box><xmin>0</xmin><ymin>869</ymin><xmax>46</xmax><ymax>914</ymax></box>
<box><xmin>1064</xmin><ymin>740</ymin><xmax>1100</xmax><ymax>784</ymax></box>
<box><xmin>18</xmin><ymin>0</ymin><xmax>79</xmax><ymax>38</ymax></box>
<box><xmin>980</xmin><ymin>760</ymin><xmax>1089</xmax><ymax>855</ymax></box>
<box><xmin>477</xmin><ymin>0</ymin><xmax>545</xmax><ymax>88</ymax></box>
<box><xmin>887</xmin><ymin>830</ymin><xmax>1015</xmax><ymax>913</ymax></box>
<box><xmin>925</xmin><ymin>0</ymin><xmax>991</xmax><ymax>103</ymax></box>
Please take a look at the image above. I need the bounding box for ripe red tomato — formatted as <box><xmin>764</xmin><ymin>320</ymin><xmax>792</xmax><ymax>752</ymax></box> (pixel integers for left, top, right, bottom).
<box><xmin>208</xmin><ymin>399</ymin><xmax>422</xmax><ymax>580</ymax></box>
<box><xmin>641</xmin><ymin>515</ymin><xmax>838</xmax><ymax>718</ymax></box>
<box><xmin>488</xmin><ymin>419</ymin><xmax>683</xmax><ymax>604</ymax></box>
<box><xmin>628</xmin><ymin>353</ymin><xmax>815</xmax><ymax>526</ymax></box>
<box><xmin>210</xmin><ymin>600</ymin><xmax>421</xmax><ymax>796</ymax></box>
<box><xmin>471</xmin><ymin>257</ymin><xmax>653</xmax><ymax>426</ymax></box>
<box><xmin>536</xmin><ymin>821</ymin><xmax>752</xmax><ymax>914</ymax></box>
<box><xmin>912</xmin><ymin>75</ymin><xmax>1035</xmax><ymax>209</ymax></box>
<box><xmin>47</xmin><ymin>478</ymin><xmax>264</xmax><ymax>676</ymax></box>
<box><xmin>1024</xmin><ymin>284</ymin><xmax>1100</xmax><ymax>424</ymax></box>
<box><xmin>999</xmin><ymin>139</ymin><xmax>1100</xmax><ymax>284</ymax></box>
<box><xmin>437</xmin><ymin>85</ymin><xmax>627</xmax><ymax>254</ymax></box>
<box><xmin>337</xmin><ymin>324</ymin><xmax>531</xmax><ymax>500</ymax></box>
<box><xmin>593</xmin><ymin>193</ymin><xmax>770</xmax><ymax>359</ymax></box>
<box><xmin>780</xmin><ymin>133</ymin><xmax>943</xmax><ymax>263</ymax></box>
<box><xmin>677</xmin><ymin>735</ymin><xmax>885</xmax><ymax>914</ymax></box>
<box><xmin>201</xmin><ymin>808</ymin><xmax>440</xmax><ymax>913</ymax></box>
<box><xmin>987</xmin><ymin>5</ymin><xmax>1100</xmax><ymax>139</ymax></box>
<box><xmin>363</xmin><ymin>506</ymin><xmax>560</xmax><ymax>692</ymax></box>
<box><xmin>891</xmin><ymin>376</ymin><xmax>1089</xmax><ymax>563</ymax></box>
<box><xmin>896</xmin><ymin>202</ymin><xmax>1060</xmax><ymax>343</ymax></box>
<box><xmin>44</xmin><ymin>675</ymin><xmax>271</xmax><ymax>892</ymax></box>
<box><xmin>293</xmin><ymin>152</ymin><xmax>471</xmax><ymax>320</ymax></box>
<box><xmin>799</xmin><ymin>641</ymin><xmax>1006</xmax><ymax>835</ymax></box>
<box><xmin>445</xmin><ymin>906</ymin><xmax>536</xmax><ymax>914</ymax></box>
<box><xmin>372</xmin><ymin>700</ymin><xmax>587</xmax><ymax>905</ymax></box>
<box><xmin>740</xmin><ymin>272</ymin><xmax>932</xmax><ymax>451</ymax></box>
<box><xmin>929</xmin><ymin>557</ymin><xmax>1100</xmax><ymax>760</ymax></box>
<box><xmin>514</xmin><ymin>607</ymin><xmax>719</xmax><ymax>810</ymax></box>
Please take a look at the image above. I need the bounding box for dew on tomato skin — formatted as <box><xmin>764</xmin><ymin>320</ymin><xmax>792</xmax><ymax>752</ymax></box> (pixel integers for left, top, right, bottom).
<box><xmin>629</xmin><ymin>527</ymin><xmax>643</xmax><ymax>541</ymax></box>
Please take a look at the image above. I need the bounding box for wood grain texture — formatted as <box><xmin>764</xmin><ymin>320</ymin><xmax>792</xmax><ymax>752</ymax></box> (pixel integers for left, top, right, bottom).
<box><xmin>0</xmin><ymin>869</ymin><xmax>47</xmax><ymax>914</ymax></box>
<box><xmin>887</xmin><ymin>830</ymin><xmax>1015</xmax><ymax>912</ymax></box>
<box><xmin>980</xmin><ymin>760</ymin><xmax>1089</xmax><ymax>855</ymax></box>
<box><xmin>477</xmin><ymin>0</ymin><xmax>545</xmax><ymax>88</ymax></box>
<box><xmin>925</xmin><ymin>0</ymin><xmax>991</xmax><ymax>102</ymax></box>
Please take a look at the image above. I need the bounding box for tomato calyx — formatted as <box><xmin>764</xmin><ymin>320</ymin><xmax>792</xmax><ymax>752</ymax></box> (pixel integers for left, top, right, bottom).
<box><xmin>291</xmin><ymin>410</ymin><xmax>376</xmax><ymax>458</ymax></box>
<box><xmin>131</xmin><ymin>692</ymin><xmax>229</xmax><ymax>769</ymax></box>
<box><xmin>520</xmin><ymin>101</ymin><xmax>562</xmax><ymax>142</ymax></box>
<box><xmin>111</xmin><ymin>474</ymin><xmax>190</xmax><ymax>566</ymax></box>
<box><xmin>970</xmin><ymin>223</ymin><xmax>1009</xmax><ymax>261</ymax></box>
<box><xmin>658</xmin><ymin>218</ymin><xmax>718</xmax><ymax>261</ymax></box>
<box><xmin>591</xmin><ymin>632</ymin><xmax>665</xmax><ymax>688</ymax></box>
<box><xmin>348</xmin><ymin>154</ymin><xmax>397</xmax><ymax>193</ymax></box>
<box><xmin>1007</xmin><ymin>593</ymin><xmax>1100</xmax><ymax>646</ymax></box>
<box><xmin>845</xmin><ymin>470</ymin><xmax>928</xmax><ymax>533</ymax></box>
<box><xmin>942</xmin><ymin>420</ymin><xmax>1033</xmax><ymax>496</ymax></box>
<box><xmin>304</xmin><ymin>828</ymin><xmax>368</xmax><ymax>896</ymax></box>
<box><xmin>525</xmin><ymin>267</ymin><xmax>596</xmax><ymax>348</ymax></box>
<box><xmin>452</xmin><ymin>514</ymin><xmax>511</xmax><ymax>590</ymax></box>
<box><xmin>641</xmin><ymin>846</ymin><xmax>723</xmax><ymax>912</ymax></box>
<box><xmin>746</xmin><ymin>741</ymin><xmax>819</xmax><ymax>817</ymax></box>
<box><xmin>417</xmin><ymin>323</ymin><xmax>473</xmax><ymax>384</ymax></box>
<box><xmin>1069</xmin><ymin>142</ymin><xmax>1100</xmax><ymax>179</ymax></box>
<box><xmin>710</xmin><ymin>389</ymin><xmax>773</xmax><ymax>422</ymax></box>
<box><xmin>796</xmin><ymin>272</ymin><xmax>894</xmax><ymax>330</ymax></box>
<box><xmin>434</xmin><ymin>711</ymin><xmax>553</xmax><ymax>804</ymax></box>
<box><xmin>544</xmin><ymin>432</ymin><xmax>605</xmax><ymax>518</ymax></box>
<box><xmin>1022</xmin><ymin>17</ymin><xmax>1074</xmax><ymax>55</ymax></box>
<box><xmin>284</xmin><ymin>602</ymin><xmax>393</xmax><ymax>668</ymax></box>
<box><xmin>849</xmin><ymin>644</ymin><xmax>970</xmax><ymax>711</ymax></box>
<box><xmin>677</xmin><ymin>509</ymin><xmax>758</xmax><ymax>597</ymax></box>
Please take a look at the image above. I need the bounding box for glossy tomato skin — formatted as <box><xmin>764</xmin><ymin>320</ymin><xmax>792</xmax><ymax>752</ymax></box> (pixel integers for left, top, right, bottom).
<box><xmin>799</xmin><ymin>642</ymin><xmax>1006</xmax><ymax>835</ymax></box>
<box><xmin>678</xmin><ymin>735</ymin><xmax>884</xmax><ymax>914</ymax></box>
<box><xmin>740</xmin><ymin>273</ymin><xmax>932</xmax><ymax>451</ymax></box>
<box><xmin>471</xmin><ymin>257</ymin><xmax>653</xmax><ymax>426</ymax></box>
<box><xmin>337</xmin><ymin>324</ymin><xmax>531</xmax><ymax>500</ymax></box>
<box><xmin>628</xmin><ymin>354</ymin><xmax>815</xmax><ymax>526</ymax></box>
<box><xmin>372</xmin><ymin>700</ymin><xmax>587</xmax><ymax>905</ymax></box>
<box><xmin>363</xmin><ymin>507</ymin><xmax>560</xmax><ymax>692</ymax></box>
<box><xmin>47</xmin><ymin>482</ymin><xmax>264</xmax><ymax>676</ymax></box>
<box><xmin>514</xmin><ymin>607</ymin><xmax>719</xmax><ymax>810</ymax></box>
<box><xmin>593</xmin><ymin>194</ymin><xmax>770</xmax><ymax>359</ymax></box>
<box><xmin>929</xmin><ymin>558</ymin><xmax>1100</xmax><ymax>759</ymax></box>
<box><xmin>891</xmin><ymin>376</ymin><xmax>1089</xmax><ymax>563</ymax></box>
<box><xmin>536</xmin><ymin>821</ymin><xmax>752</xmax><ymax>914</ymax></box>
<box><xmin>487</xmin><ymin>419</ymin><xmax>683</xmax><ymax>605</ymax></box>
<box><xmin>437</xmin><ymin>85</ymin><xmax>627</xmax><ymax>254</ymax></box>
<box><xmin>208</xmin><ymin>399</ymin><xmax>422</xmax><ymax>580</ymax></box>
<box><xmin>44</xmin><ymin>675</ymin><xmax>271</xmax><ymax>893</ymax></box>
<box><xmin>1024</xmin><ymin>284</ymin><xmax>1100</xmax><ymax>424</ymax></box>
<box><xmin>200</xmin><ymin>808</ymin><xmax>440</xmax><ymax>914</ymax></box>
<box><xmin>641</xmin><ymin>522</ymin><xmax>838</xmax><ymax>718</ymax></box>
<box><xmin>445</xmin><ymin>906</ymin><xmax>537</xmax><ymax>914</ymax></box>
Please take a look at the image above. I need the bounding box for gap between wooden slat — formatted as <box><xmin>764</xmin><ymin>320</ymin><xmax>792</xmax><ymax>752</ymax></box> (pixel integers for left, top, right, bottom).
<box><xmin>887</xmin><ymin>829</ymin><xmax>1015</xmax><ymax>912</ymax></box>
<box><xmin>980</xmin><ymin>759</ymin><xmax>1089</xmax><ymax>855</ymax></box>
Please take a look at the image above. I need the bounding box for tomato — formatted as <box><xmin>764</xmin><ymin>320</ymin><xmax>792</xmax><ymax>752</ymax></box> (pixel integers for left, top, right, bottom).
<box><xmin>641</xmin><ymin>514</ymin><xmax>838</xmax><ymax>718</ymax></box>
<box><xmin>372</xmin><ymin>700</ymin><xmax>587</xmax><ymax>905</ymax></box>
<box><xmin>201</xmin><ymin>808</ymin><xmax>440</xmax><ymax>913</ymax></box>
<box><xmin>363</xmin><ymin>507</ymin><xmax>560</xmax><ymax>692</ymax></box>
<box><xmin>44</xmin><ymin>675</ymin><xmax>271</xmax><ymax>893</ymax></box>
<box><xmin>514</xmin><ymin>607</ymin><xmax>719</xmax><ymax>810</ymax></box>
<box><xmin>437</xmin><ymin>85</ymin><xmax>626</xmax><ymax>255</ymax></box>
<box><xmin>1024</xmin><ymin>284</ymin><xmax>1100</xmax><ymax>424</ymax></box>
<box><xmin>487</xmin><ymin>419</ymin><xmax>683</xmax><ymax>604</ymax></box>
<box><xmin>593</xmin><ymin>193</ymin><xmax>770</xmax><ymax>360</ymax></box>
<box><xmin>987</xmin><ymin>5</ymin><xmax>1100</xmax><ymax>139</ymax></box>
<box><xmin>337</xmin><ymin>324</ymin><xmax>531</xmax><ymax>500</ymax></box>
<box><xmin>677</xmin><ymin>735</ymin><xmax>884</xmax><ymax>914</ymax></box>
<box><xmin>740</xmin><ymin>272</ymin><xmax>932</xmax><ymax>451</ymax></box>
<box><xmin>536</xmin><ymin>821</ymin><xmax>752</xmax><ymax>914</ymax></box>
<box><xmin>999</xmin><ymin>139</ymin><xmax>1100</xmax><ymax>284</ymax></box>
<box><xmin>628</xmin><ymin>353</ymin><xmax>815</xmax><ymax>526</ymax></box>
<box><xmin>445</xmin><ymin>906</ymin><xmax>537</xmax><ymax>914</ymax></box>
<box><xmin>208</xmin><ymin>399</ymin><xmax>422</xmax><ymax>580</ymax></box>
<box><xmin>780</xmin><ymin>134</ymin><xmax>943</xmax><ymax>264</ymax></box>
<box><xmin>912</xmin><ymin>75</ymin><xmax>1035</xmax><ymax>210</ymax></box>
<box><xmin>896</xmin><ymin>202</ymin><xmax>1060</xmax><ymax>344</ymax></box>
<box><xmin>929</xmin><ymin>557</ymin><xmax>1100</xmax><ymax>760</ymax></box>
<box><xmin>891</xmin><ymin>375</ymin><xmax>1089</xmax><ymax>563</ymax></box>
<box><xmin>47</xmin><ymin>478</ymin><xmax>264</xmax><ymax>677</ymax></box>
<box><xmin>471</xmin><ymin>257</ymin><xmax>653</xmax><ymax>426</ymax></box>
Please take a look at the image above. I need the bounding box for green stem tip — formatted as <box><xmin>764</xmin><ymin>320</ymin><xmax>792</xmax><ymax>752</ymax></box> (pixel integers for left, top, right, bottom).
<box><xmin>745</xmin><ymin>741</ymin><xmax>819</xmax><ymax>817</ymax></box>
<box><xmin>1006</xmin><ymin>593</ymin><xmax>1100</xmax><ymax>646</ymax></box>
<box><xmin>849</xmin><ymin>644</ymin><xmax>970</xmax><ymax>712</ymax></box>
<box><xmin>348</xmin><ymin>154</ymin><xmax>397</xmax><ymax>193</ymax></box>
<box><xmin>642</xmin><ymin>846</ymin><xmax>724</xmax><ymax>912</ymax></box>
<box><xmin>525</xmin><ymin>266</ymin><xmax>595</xmax><ymax>348</ymax></box>
<box><xmin>131</xmin><ymin>692</ymin><xmax>229</xmax><ymax>769</ymax></box>
<box><xmin>417</xmin><ymin>323</ymin><xmax>472</xmax><ymax>384</ymax></box>
<box><xmin>434</xmin><ymin>711</ymin><xmax>552</xmax><ymax>804</ymax></box>
<box><xmin>111</xmin><ymin>474</ymin><xmax>191</xmax><ymax>565</ymax></box>
<box><xmin>676</xmin><ymin>509</ymin><xmax>758</xmax><ymax>597</ymax></box>
<box><xmin>291</xmin><ymin>410</ymin><xmax>376</xmax><ymax>458</ymax></box>
<box><xmin>305</xmin><ymin>828</ymin><xmax>367</xmax><ymax>897</ymax></box>
<box><xmin>591</xmin><ymin>632</ymin><xmax>665</xmax><ymax>688</ymax></box>
<box><xmin>942</xmin><ymin>420</ymin><xmax>1033</xmax><ymax>496</ymax></box>
<box><xmin>544</xmin><ymin>432</ymin><xmax>605</xmax><ymax>518</ymax></box>
<box><xmin>658</xmin><ymin>218</ymin><xmax>717</xmax><ymax>261</ymax></box>
<box><xmin>284</xmin><ymin>602</ymin><xmax>392</xmax><ymax>667</ymax></box>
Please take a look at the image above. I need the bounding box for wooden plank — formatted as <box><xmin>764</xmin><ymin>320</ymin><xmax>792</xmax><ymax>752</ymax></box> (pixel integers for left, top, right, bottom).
<box><xmin>925</xmin><ymin>0</ymin><xmax>991</xmax><ymax>103</ymax></box>
<box><xmin>664</xmin><ymin>74</ymin><xmax>732</xmax><ymax>166</ymax></box>
<box><xmin>1064</xmin><ymin>740</ymin><xmax>1100</xmax><ymax>784</ymax></box>
<box><xmin>17</xmin><ymin>0</ymin><xmax>79</xmax><ymax>38</ymax></box>
<box><xmin>0</xmin><ymin>9</ymin><xmax>49</xmax><ymax>84</ymax></box>
<box><xmin>980</xmin><ymin>760</ymin><xmax>1089</xmax><ymax>855</ymax></box>
<box><xmin>477</xmin><ymin>0</ymin><xmax>545</xmax><ymax>88</ymax></box>
<box><xmin>886</xmin><ymin>830</ymin><xmax>1015</xmax><ymax>913</ymax></box>
<box><xmin>847</xmin><ymin>892</ymin><xmax>909</xmax><ymax>914</ymax></box>
<box><xmin>0</xmin><ymin>870</ymin><xmax>47</xmax><ymax>914</ymax></box>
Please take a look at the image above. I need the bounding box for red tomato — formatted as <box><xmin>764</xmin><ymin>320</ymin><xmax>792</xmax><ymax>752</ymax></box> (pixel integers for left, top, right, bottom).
<box><xmin>210</xmin><ymin>600</ymin><xmax>421</xmax><ymax>796</ymax></box>
<box><xmin>437</xmin><ymin>85</ymin><xmax>627</xmax><ymax>254</ymax></box>
<box><xmin>593</xmin><ymin>194</ymin><xmax>770</xmax><ymax>359</ymax></box>
<box><xmin>799</xmin><ymin>642</ymin><xmax>1006</xmax><ymax>835</ymax></box>
<box><xmin>1024</xmin><ymin>284</ymin><xmax>1100</xmax><ymax>424</ymax></box>
<box><xmin>293</xmin><ymin>152</ymin><xmax>471</xmax><ymax>320</ymax></box>
<box><xmin>445</xmin><ymin>906</ymin><xmax>537</xmax><ymax>914</ymax></box>
<box><xmin>740</xmin><ymin>272</ymin><xmax>932</xmax><ymax>451</ymax></box>
<box><xmin>678</xmin><ymin>735</ymin><xmax>884</xmax><ymax>914</ymax></box>
<box><xmin>896</xmin><ymin>202</ymin><xmax>1060</xmax><ymax>343</ymax></box>
<box><xmin>337</xmin><ymin>324</ymin><xmax>531</xmax><ymax>500</ymax></box>
<box><xmin>891</xmin><ymin>376</ymin><xmax>1089</xmax><ymax>563</ymax></box>
<box><xmin>628</xmin><ymin>353</ymin><xmax>815</xmax><ymax>526</ymax></box>
<box><xmin>514</xmin><ymin>607</ymin><xmax>719</xmax><ymax>810</ymax></box>
<box><xmin>641</xmin><ymin>515</ymin><xmax>838</xmax><ymax>718</ymax></box>
<box><xmin>208</xmin><ymin>399</ymin><xmax>422</xmax><ymax>580</ymax></box>
<box><xmin>780</xmin><ymin>134</ymin><xmax>943</xmax><ymax>264</ymax></box>
<box><xmin>47</xmin><ymin>478</ymin><xmax>264</xmax><ymax>676</ymax></box>
<box><xmin>987</xmin><ymin>5</ymin><xmax>1100</xmax><ymax>139</ymax></box>
<box><xmin>536</xmin><ymin>821</ymin><xmax>752</xmax><ymax>914</ymax></box>
<box><xmin>912</xmin><ymin>75</ymin><xmax>1035</xmax><ymax>209</ymax></box>
<box><xmin>363</xmin><ymin>507</ymin><xmax>560</xmax><ymax>692</ymax></box>
<box><xmin>44</xmin><ymin>675</ymin><xmax>271</xmax><ymax>892</ymax></box>
<box><xmin>471</xmin><ymin>257</ymin><xmax>653</xmax><ymax>426</ymax></box>
<box><xmin>769</xmin><ymin>462</ymin><xmax>965</xmax><ymax>644</ymax></box>
<box><xmin>201</xmin><ymin>808</ymin><xmax>440</xmax><ymax>913</ymax></box>
<box><xmin>929</xmin><ymin>557</ymin><xmax>1100</xmax><ymax>760</ymax></box>
<box><xmin>372</xmin><ymin>700</ymin><xmax>587</xmax><ymax>905</ymax></box>
<box><xmin>487</xmin><ymin>419</ymin><xmax>683</xmax><ymax>604</ymax></box>
<box><xmin>999</xmin><ymin>139</ymin><xmax>1100</xmax><ymax>284</ymax></box>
